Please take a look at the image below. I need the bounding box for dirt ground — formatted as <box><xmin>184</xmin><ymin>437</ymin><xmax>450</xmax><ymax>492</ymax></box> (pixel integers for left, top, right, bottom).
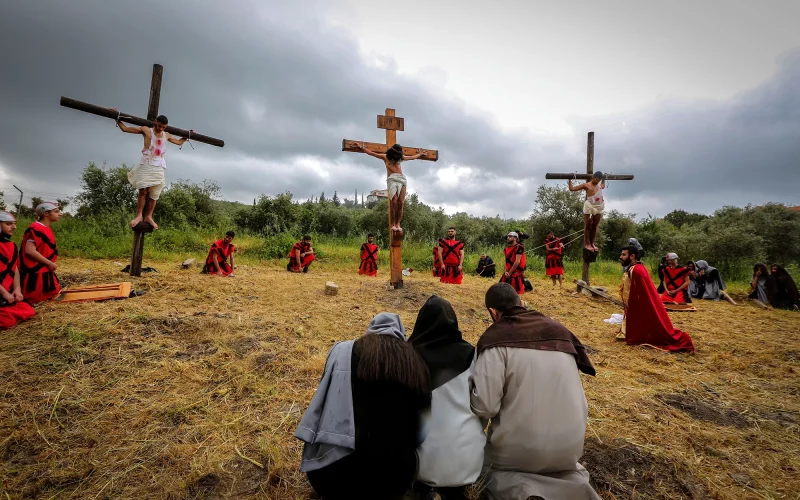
<box><xmin>1</xmin><ymin>258</ymin><xmax>798</xmax><ymax>499</ymax></box>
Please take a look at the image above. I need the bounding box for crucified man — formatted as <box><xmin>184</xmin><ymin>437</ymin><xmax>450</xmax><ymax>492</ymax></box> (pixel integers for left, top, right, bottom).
<box><xmin>569</xmin><ymin>171</ymin><xmax>605</xmax><ymax>251</ymax></box>
<box><xmin>113</xmin><ymin>111</ymin><xmax>193</xmax><ymax>229</ymax></box>
<box><xmin>357</xmin><ymin>143</ymin><xmax>424</xmax><ymax>234</ymax></box>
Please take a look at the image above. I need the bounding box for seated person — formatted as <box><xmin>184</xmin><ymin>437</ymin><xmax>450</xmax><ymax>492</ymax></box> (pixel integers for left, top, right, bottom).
<box><xmin>471</xmin><ymin>283</ymin><xmax>600</xmax><ymax>500</ymax></box>
<box><xmin>407</xmin><ymin>296</ymin><xmax>485</xmax><ymax>500</ymax></box>
<box><xmin>686</xmin><ymin>261</ymin><xmax>698</xmax><ymax>297</ymax></box>
<box><xmin>287</xmin><ymin>235</ymin><xmax>315</xmax><ymax>273</ymax></box>
<box><xmin>693</xmin><ymin>260</ymin><xmax>736</xmax><ymax>304</ymax></box>
<box><xmin>294</xmin><ymin>313</ymin><xmax>431</xmax><ymax>500</ymax></box>
<box><xmin>749</xmin><ymin>263</ymin><xmax>770</xmax><ymax>306</ymax></box>
<box><xmin>201</xmin><ymin>231</ymin><xmax>236</xmax><ymax>276</ymax></box>
<box><xmin>660</xmin><ymin>253</ymin><xmax>691</xmax><ymax>303</ymax></box>
<box><xmin>475</xmin><ymin>253</ymin><xmax>495</xmax><ymax>278</ymax></box>
<box><xmin>0</xmin><ymin>212</ymin><xmax>35</xmax><ymax>329</ymax></box>
<box><xmin>768</xmin><ymin>264</ymin><xmax>799</xmax><ymax>311</ymax></box>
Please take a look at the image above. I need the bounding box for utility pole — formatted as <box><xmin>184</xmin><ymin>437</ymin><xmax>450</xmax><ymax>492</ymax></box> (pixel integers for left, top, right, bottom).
<box><xmin>12</xmin><ymin>185</ymin><xmax>23</xmax><ymax>218</ymax></box>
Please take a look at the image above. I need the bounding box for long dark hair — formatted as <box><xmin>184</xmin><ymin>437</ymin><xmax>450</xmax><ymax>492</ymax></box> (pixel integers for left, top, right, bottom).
<box><xmin>355</xmin><ymin>334</ymin><xmax>430</xmax><ymax>396</ymax></box>
<box><xmin>386</xmin><ymin>144</ymin><xmax>403</xmax><ymax>163</ymax></box>
<box><xmin>753</xmin><ymin>263</ymin><xmax>769</xmax><ymax>278</ymax></box>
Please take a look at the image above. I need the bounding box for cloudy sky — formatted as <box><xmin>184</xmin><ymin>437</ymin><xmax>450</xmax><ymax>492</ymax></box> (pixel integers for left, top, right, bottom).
<box><xmin>1</xmin><ymin>0</ymin><xmax>798</xmax><ymax>219</ymax></box>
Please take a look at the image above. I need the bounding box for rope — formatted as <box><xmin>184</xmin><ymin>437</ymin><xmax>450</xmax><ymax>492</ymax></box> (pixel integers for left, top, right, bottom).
<box><xmin>180</xmin><ymin>130</ymin><xmax>194</xmax><ymax>150</ymax></box>
<box><xmin>525</xmin><ymin>228</ymin><xmax>585</xmax><ymax>254</ymax></box>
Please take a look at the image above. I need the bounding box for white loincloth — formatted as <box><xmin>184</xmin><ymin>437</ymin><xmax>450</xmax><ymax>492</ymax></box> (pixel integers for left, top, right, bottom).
<box><xmin>387</xmin><ymin>173</ymin><xmax>407</xmax><ymax>199</ymax></box>
<box><xmin>128</xmin><ymin>163</ymin><xmax>166</xmax><ymax>200</ymax></box>
<box><xmin>583</xmin><ymin>199</ymin><xmax>604</xmax><ymax>216</ymax></box>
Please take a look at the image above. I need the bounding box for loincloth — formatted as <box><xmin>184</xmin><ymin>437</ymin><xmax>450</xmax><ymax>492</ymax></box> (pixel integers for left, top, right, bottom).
<box><xmin>387</xmin><ymin>173</ymin><xmax>407</xmax><ymax>199</ymax></box>
<box><xmin>583</xmin><ymin>199</ymin><xmax>604</xmax><ymax>216</ymax></box>
<box><xmin>128</xmin><ymin>163</ymin><xmax>166</xmax><ymax>200</ymax></box>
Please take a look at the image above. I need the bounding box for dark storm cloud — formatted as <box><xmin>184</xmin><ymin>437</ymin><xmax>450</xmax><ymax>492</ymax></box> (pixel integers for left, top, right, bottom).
<box><xmin>0</xmin><ymin>0</ymin><xmax>797</xmax><ymax>218</ymax></box>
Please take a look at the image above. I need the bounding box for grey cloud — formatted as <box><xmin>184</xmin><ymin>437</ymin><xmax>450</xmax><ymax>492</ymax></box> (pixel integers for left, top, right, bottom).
<box><xmin>0</xmin><ymin>0</ymin><xmax>797</xmax><ymax>219</ymax></box>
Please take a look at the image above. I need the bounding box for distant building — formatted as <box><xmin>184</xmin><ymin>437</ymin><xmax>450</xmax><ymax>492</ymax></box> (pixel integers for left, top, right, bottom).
<box><xmin>366</xmin><ymin>189</ymin><xmax>388</xmax><ymax>204</ymax></box>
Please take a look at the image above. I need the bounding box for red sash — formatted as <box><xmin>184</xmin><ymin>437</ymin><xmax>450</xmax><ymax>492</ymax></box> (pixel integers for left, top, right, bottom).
<box><xmin>661</xmin><ymin>266</ymin><xmax>691</xmax><ymax>303</ymax></box>
<box><xmin>438</xmin><ymin>238</ymin><xmax>464</xmax><ymax>266</ymax></box>
<box><xmin>204</xmin><ymin>239</ymin><xmax>235</xmax><ymax>275</ymax></box>
<box><xmin>0</xmin><ymin>241</ymin><xmax>19</xmax><ymax>291</ymax></box>
<box><xmin>20</xmin><ymin>223</ymin><xmax>60</xmax><ymax>302</ymax></box>
<box><xmin>503</xmin><ymin>244</ymin><xmax>526</xmax><ymax>273</ymax></box>
<box><xmin>288</xmin><ymin>241</ymin><xmax>315</xmax><ymax>271</ymax></box>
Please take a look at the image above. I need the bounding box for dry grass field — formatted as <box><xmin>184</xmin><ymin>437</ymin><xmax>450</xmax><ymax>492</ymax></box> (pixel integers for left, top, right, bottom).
<box><xmin>1</xmin><ymin>258</ymin><xmax>799</xmax><ymax>499</ymax></box>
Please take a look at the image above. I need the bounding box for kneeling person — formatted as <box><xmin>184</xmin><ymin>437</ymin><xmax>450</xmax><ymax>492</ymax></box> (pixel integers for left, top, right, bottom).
<box><xmin>202</xmin><ymin>231</ymin><xmax>236</xmax><ymax>276</ymax></box>
<box><xmin>660</xmin><ymin>252</ymin><xmax>691</xmax><ymax>303</ymax></box>
<box><xmin>287</xmin><ymin>235</ymin><xmax>315</xmax><ymax>273</ymax></box>
<box><xmin>21</xmin><ymin>202</ymin><xmax>62</xmax><ymax>304</ymax></box>
<box><xmin>0</xmin><ymin>212</ymin><xmax>35</xmax><ymax>329</ymax></box>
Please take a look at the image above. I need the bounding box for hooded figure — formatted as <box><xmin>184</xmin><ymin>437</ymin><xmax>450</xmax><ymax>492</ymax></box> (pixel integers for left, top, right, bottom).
<box><xmin>692</xmin><ymin>260</ymin><xmax>727</xmax><ymax>301</ymax></box>
<box><xmin>295</xmin><ymin>313</ymin><xmax>431</xmax><ymax>500</ymax></box>
<box><xmin>408</xmin><ymin>296</ymin><xmax>485</xmax><ymax>499</ymax></box>
<box><xmin>768</xmin><ymin>265</ymin><xmax>799</xmax><ymax>311</ymax></box>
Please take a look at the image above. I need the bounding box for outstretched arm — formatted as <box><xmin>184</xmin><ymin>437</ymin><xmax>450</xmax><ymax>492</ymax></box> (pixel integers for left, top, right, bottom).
<box><xmin>403</xmin><ymin>149</ymin><xmax>426</xmax><ymax>161</ymax></box>
<box><xmin>167</xmin><ymin>131</ymin><xmax>194</xmax><ymax>146</ymax></box>
<box><xmin>357</xmin><ymin>143</ymin><xmax>387</xmax><ymax>160</ymax></box>
<box><xmin>567</xmin><ymin>180</ymin><xmax>587</xmax><ymax>192</ymax></box>
<box><xmin>112</xmin><ymin>108</ymin><xmax>146</xmax><ymax>135</ymax></box>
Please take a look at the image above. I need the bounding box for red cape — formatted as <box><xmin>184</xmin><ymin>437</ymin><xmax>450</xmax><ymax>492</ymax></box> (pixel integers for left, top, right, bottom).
<box><xmin>626</xmin><ymin>263</ymin><xmax>694</xmax><ymax>352</ymax></box>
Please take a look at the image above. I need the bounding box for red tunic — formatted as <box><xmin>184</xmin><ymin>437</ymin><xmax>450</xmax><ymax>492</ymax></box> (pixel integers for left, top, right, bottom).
<box><xmin>544</xmin><ymin>237</ymin><xmax>564</xmax><ymax>276</ymax></box>
<box><xmin>358</xmin><ymin>243</ymin><xmax>379</xmax><ymax>277</ymax></box>
<box><xmin>0</xmin><ymin>239</ymin><xmax>35</xmax><ymax>329</ymax></box>
<box><xmin>624</xmin><ymin>263</ymin><xmax>694</xmax><ymax>352</ymax></box>
<box><xmin>500</xmin><ymin>243</ymin><xmax>527</xmax><ymax>294</ymax></box>
<box><xmin>287</xmin><ymin>241</ymin><xmax>315</xmax><ymax>272</ymax></box>
<box><xmin>660</xmin><ymin>266</ymin><xmax>691</xmax><ymax>303</ymax></box>
<box><xmin>203</xmin><ymin>239</ymin><xmax>235</xmax><ymax>276</ymax></box>
<box><xmin>432</xmin><ymin>247</ymin><xmax>443</xmax><ymax>277</ymax></box>
<box><xmin>439</xmin><ymin>238</ymin><xmax>465</xmax><ymax>284</ymax></box>
<box><xmin>20</xmin><ymin>222</ymin><xmax>60</xmax><ymax>304</ymax></box>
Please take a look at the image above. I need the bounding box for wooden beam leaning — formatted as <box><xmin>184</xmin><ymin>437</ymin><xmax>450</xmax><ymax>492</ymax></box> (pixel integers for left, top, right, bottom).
<box><xmin>60</xmin><ymin>97</ymin><xmax>225</xmax><ymax>147</ymax></box>
<box><xmin>341</xmin><ymin>139</ymin><xmax>438</xmax><ymax>161</ymax></box>
<box><xmin>545</xmin><ymin>173</ymin><xmax>634</xmax><ymax>180</ymax></box>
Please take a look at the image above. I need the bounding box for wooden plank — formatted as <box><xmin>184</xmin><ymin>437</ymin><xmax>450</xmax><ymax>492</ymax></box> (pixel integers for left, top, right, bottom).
<box><xmin>574</xmin><ymin>280</ymin><xmax>625</xmax><ymax>307</ymax></box>
<box><xmin>545</xmin><ymin>173</ymin><xmax>634</xmax><ymax>180</ymax></box>
<box><xmin>377</xmin><ymin>115</ymin><xmax>404</xmax><ymax>131</ymax></box>
<box><xmin>341</xmin><ymin>139</ymin><xmax>438</xmax><ymax>161</ymax></box>
<box><xmin>56</xmin><ymin>282</ymin><xmax>132</xmax><ymax>302</ymax></box>
<box><xmin>586</xmin><ymin>131</ymin><xmax>594</xmax><ymax>176</ymax></box>
<box><xmin>60</xmin><ymin>97</ymin><xmax>225</xmax><ymax>147</ymax></box>
<box><xmin>147</xmin><ymin>64</ymin><xmax>163</xmax><ymax>121</ymax></box>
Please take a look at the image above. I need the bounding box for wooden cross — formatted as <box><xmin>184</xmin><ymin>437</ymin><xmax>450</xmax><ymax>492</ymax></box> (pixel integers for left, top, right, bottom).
<box><xmin>343</xmin><ymin>108</ymin><xmax>438</xmax><ymax>289</ymax></box>
<box><xmin>545</xmin><ymin>132</ymin><xmax>634</xmax><ymax>288</ymax></box>
<box><xmin>60</xmin><ymin>63</ymin><xmax>224</xmax><ymax>277</ymax></box>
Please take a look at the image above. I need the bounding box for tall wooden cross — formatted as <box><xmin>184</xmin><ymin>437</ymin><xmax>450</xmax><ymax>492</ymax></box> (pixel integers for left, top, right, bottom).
<box><xmin>545</xmin><ymin>132</ymin><xmax>634</xmax><ymax>288</ymax></box>
<box><xmin>60</xmin><ymin>63</ymin><xmax>224</xmax><ymax>277</ymax></box>
<box><xmin>343</xmin><ymin>108</ymin><xmax>438</xmax><ymax>289</ymax></box>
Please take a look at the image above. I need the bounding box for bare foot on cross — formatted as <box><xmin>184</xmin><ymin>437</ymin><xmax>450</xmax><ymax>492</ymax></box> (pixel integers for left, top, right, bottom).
<box><xmin>584</xmin><ymin>244</ymin><xmax>594</xmax><ymax>252</ymax></box>
<box><xmin>144</xmin><ymin>217</ymin><xmax>159</xmax><ymax>230</ymax></box>
<box><xmin>130</xmin><ymin>216</ymin><xmax>143</xmax><ymax>228</ymax></box>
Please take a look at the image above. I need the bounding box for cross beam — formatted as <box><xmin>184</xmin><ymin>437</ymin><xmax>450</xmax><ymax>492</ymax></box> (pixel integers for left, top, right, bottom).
<box><xmin>59</xmin><ymin>63</ymin><xmax>225</xmax><ymax>277</ymax></box>
<box><xmin>546</xmin><ymin>132</ymin><xmax>635</xmax><ymax>288</ymax></box>
<box><xmin>343</xmin><ymin>108</ymin><xmax>438</xmax><ymax>289</ymax></box>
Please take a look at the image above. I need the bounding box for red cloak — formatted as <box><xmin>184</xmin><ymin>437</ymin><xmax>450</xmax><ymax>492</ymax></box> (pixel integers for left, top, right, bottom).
<box><xmin>0</xmin><ymin>240</ymin><xmax>35</xmax><ymax>329</ymax></box>
<box><xmin>359</xmin><ymin>243</ymin><xmax>379</xmax><ymax>277</ymax></box>
<box><xmin>203</xmin><ymin>239</ymin><xmax>235</xmax><ymax>276</ymax></box>
<box><xmin>20</xmin><ymin>222</ymin><xmax>60</xmax><ymax>304</ymax></box>
<box><xmin>625</xmin><ymin>263</ymin><xmax>694</xmax><ymax>352</ymax></box>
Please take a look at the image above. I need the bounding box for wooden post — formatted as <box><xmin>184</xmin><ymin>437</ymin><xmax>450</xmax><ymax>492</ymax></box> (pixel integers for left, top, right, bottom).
<box><xmin>544</xmin><ymin>132</ymin><xmax>635</xmax><ymax>290</ymax></box>
<box><xmin>147</xmin><ymin>64</ymin><xmax>163</xmax><ymax>121</ymax></box>
<box><xmin>343</xmin><ymin>108</ymin><xmax>438</xmax><ymax>289</ymax></box>
<box><xmin>130</xmin><ymin>221</ymin><xmax>154</xmax><ymax>277</ymax></box>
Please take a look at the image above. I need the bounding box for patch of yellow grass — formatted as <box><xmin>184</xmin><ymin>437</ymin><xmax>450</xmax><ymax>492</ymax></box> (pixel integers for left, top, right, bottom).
<box><xmin>0</xmin><ymin>258</ymin><xmax>798</xmax><ymax>499</ymax></box>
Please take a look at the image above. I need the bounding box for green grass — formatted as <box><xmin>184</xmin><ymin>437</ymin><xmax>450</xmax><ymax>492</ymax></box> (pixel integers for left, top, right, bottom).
<box><xmin>11</xmin><ymin>216</ymin><xmax>784</xmax><ymax>295</ymax></box>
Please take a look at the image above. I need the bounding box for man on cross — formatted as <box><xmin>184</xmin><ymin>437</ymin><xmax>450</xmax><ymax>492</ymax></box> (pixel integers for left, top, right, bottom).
<box><xmin>114</xmin><ymin>112</ymin><xmax>193</xmax><ymax>229</ymax></box>
<box><xmin>568</xmin><ymin>171</ymin><xmax>605</xmax><ymax>252</ymax></box>
<box><xmin>357</xmin><ymin>143</ymin><xmax>424</xmax><ymax>234</ymax></box>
